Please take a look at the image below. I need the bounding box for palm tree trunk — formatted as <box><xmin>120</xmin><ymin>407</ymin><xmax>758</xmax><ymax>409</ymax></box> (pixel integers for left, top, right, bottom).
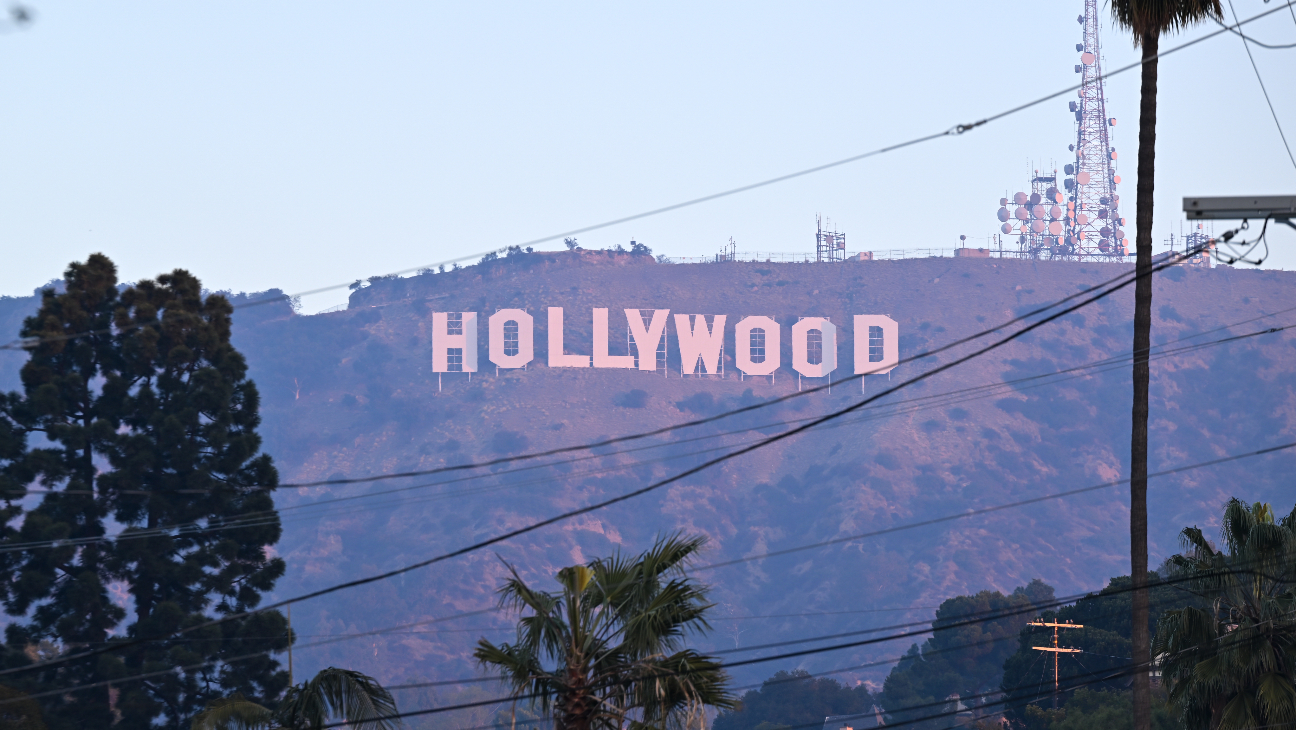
<box><xmin>1130</xmin><ymin>27</ymin><xmax>1158</xmax><ymax>730</ymax></box>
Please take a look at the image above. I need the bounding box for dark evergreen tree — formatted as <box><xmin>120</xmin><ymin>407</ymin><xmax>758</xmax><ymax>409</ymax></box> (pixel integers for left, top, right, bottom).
<box><xmin>0</xmin><ymin>256</ymin><xmax>290</xmax><ymax>729</ymax></box>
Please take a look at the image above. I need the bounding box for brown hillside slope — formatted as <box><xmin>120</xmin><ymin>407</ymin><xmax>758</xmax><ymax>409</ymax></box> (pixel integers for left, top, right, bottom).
<box><xmin>224</xmin><ymin>251</ymin><xmax>1294</xmax><ymax>691</ymax></box>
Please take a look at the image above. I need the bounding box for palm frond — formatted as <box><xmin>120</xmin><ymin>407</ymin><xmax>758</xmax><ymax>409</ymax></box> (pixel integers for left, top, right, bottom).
<box><xmin>190</xmin><ymin>696</ymin><xmax>276</xmax><ymax>730</ymax></box>
<box><xmin>278</xmin><ymin>667</ymin><xmax>401</xmax><ymax>730</ymax></box>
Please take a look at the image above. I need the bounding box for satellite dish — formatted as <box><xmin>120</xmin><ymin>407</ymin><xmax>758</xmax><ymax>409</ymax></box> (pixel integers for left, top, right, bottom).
<box><xmin>1014</xmin><ymin>192</ymin><xmax>1028</xmax><ymax>205</ymax></box>
<box><xmin>1049</xmin><ymin>221</ymin><xmax>1063</xmax><ymax>235</ymax></box>
<box><xmin>1113</xmin><ymin>175</ymin><xmax>1122</xmax><ymax>184</ymax></box>
<box><xmin>1046</xmin><ymin>186</ymin><xmax>1059</xmax><ymax>199</ymax></box>
<box><xmin>1015</xmin><ymin>206</ymin><xmax>1029</xmax><ymax>221</ymax></box>
<box><xmin>997</xmin><ymin>207</ymin><xmax>1010</xmax><ymax>222</ymax></box>
<box><xmin>1029</xmin><ymin>192</ymin><xmax>1042</xmax><ymax>205</ymax></box>
<box><xmin>1110</xmin><ymin>150</ymin><xmax>1118</xmax><ymax>160</ymax></box>
<box><xmin>1032</xmin><ymin>204</ymin><xmax>1046</xmax><ymax>218</ymax></box>
<box><xmin>1001</xmin><ymin>223</ymin><xmax>1013</xmax><ymax>234</ymax></box>
<box><xmin>1099</xmin><ymin>240</ymin><xmax>1111</xmax><ymax>252</ymax></box>
<box><xmin>1081</xmin><ymin>52</ymin><xmax>1095</xmax><ymax>64</ymax></box>
<box><xmin>1077</xmin><ymin>213</ymin><xmax>1089</xmax><ymax>225</ymax></box>
<box><xmin>1100</xmin><ymin>226</ymin><xmax>1112</xmax><ymax>238</ymax></box>
<box><xmin>1000</xmin><ymin>197</ymin><xmax>1008</xmax><ymax>206</ymax></box>
<box><xmin>1116</xmin><ymin>229</ymin><xmax>1125</xmax><ymax>240</ymax></box>
<box><xmin>1032</xmin><ymin>220</ymin><xmax>1046</xmax><ymax>233</ymax></box>
<box><xmin>960</xmin><ymin>234</ymin><xmax>967</xmax><ymax>241</ymax></box>
<box><xmin>1077</xmin><ymin>172</ymin><xmax>1091</xmax><ymax>185</ymax></box>
<box><xmin>1049</xmin><ymin>205</ymin><xmax>1062</xmax><ymax>219</ymax></box>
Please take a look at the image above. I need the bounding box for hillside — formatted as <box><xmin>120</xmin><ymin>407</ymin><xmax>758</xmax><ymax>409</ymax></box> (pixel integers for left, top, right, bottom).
<box><xmin>3</xmin><ymin>251</ymin><xmax>1294</xmax><ymax>703</ymax></box>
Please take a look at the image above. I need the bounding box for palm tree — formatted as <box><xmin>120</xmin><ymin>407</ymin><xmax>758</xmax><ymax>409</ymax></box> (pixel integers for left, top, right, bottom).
<box><xmin>190</xmin><ymin>667</ymin><xmax>400</xmax><ymax>730</ymax></box>
<box><xmin>1107</xmin><ymin>3</ymin><xmax>1221</xmax><ymax>729</ymax></box>
<box><xmin>474</xmin><ymin>534</ymin><xmax>735</xmax><ymax>730</ymax></box>
<box><xmin>1153</xmin><ymin>499</ymin><xmax>1296</xmax><ymax>730</ymax></box>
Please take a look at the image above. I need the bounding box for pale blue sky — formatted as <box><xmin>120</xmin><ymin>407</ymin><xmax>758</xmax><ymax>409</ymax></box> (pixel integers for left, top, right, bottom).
<box><xmin>2</xmin><ymin>1</ymin><xmax>1294</xmax><ymax>312</ymax></box>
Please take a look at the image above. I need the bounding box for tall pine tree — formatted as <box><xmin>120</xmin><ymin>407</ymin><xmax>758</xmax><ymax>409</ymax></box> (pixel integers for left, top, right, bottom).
<box><xmin>0</xmin><ymin>255</ymin><xmax>290</xmax><ymax>729</ymax></box>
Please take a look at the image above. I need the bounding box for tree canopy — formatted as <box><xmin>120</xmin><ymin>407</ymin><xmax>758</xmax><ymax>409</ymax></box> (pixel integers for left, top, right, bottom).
<box><xmin>0</xmin><ymin>255</ymin><xmax>288</xmax><ymax>729</ymax></box>
<box><xmin>712</xmin><ymin>670</ymin><xmax>876</xmax><ymax>730</ymax></box>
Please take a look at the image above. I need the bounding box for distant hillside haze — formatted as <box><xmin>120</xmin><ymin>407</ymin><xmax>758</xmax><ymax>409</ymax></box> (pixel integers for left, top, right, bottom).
<box><xmin>2</xmin><ymin>251</ymin><xmax>1294</xmax><ymax>696</ymax></box>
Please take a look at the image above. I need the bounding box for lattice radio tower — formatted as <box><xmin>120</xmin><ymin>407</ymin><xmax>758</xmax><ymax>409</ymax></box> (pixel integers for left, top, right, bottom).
<box><xmin>1063</xmin><ymin>0</ymin><xmax>1126</xmax><ymax>260</ymax></box>
<box><xmin>816</xmin><ymin>215</ymin><xmax>846</xmax><ymax>262</ymax></box>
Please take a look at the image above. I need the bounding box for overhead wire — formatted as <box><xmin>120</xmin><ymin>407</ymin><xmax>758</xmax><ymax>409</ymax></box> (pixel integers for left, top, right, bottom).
<box><xmin>6</xmin><ymin>312</ymin><xmax>1290</xmax><ymax>555</ymax></box>
<box><xmin>1226</xmin><ymin>0</ymin><xmax>1296</xmax><ymax>171</ymax></box>
<box><xmin>4</xmin><ymin>434</ymin><xmax>1288</xmax><ymax>700</ymax></box>
<box><xmin>5</xmin><ymin>559</ymin><xmax>1260</xmax><ymax>709</ymax></box>
<box><xmin>1214</xmin><ymin>16</ymin><xmax>1296</xmax><ymax>46</ymax></box>
<box><xmin>1</xmin><ymin>0</ymin><xmax>1292</xmax><ymax>355</ymax></box>
<box><xmin>0</xmin><ymin>241</ymin><xmax>1249</xmax><ymax>678</ymax></box>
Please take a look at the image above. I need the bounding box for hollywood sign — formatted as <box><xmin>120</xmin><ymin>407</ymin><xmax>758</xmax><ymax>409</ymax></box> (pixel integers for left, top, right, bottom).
<box><xmin>428</xmin><ymin>308</ymin><xmax>899</xmax><ymax>378</ymax></box>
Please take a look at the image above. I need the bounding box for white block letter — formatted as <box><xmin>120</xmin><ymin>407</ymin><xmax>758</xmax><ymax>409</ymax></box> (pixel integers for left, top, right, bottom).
<box><xmin>735</xmin><ymin>316</ymin><xmax>780</xmax><ymax>376</ymax></box>
<box><xmin>592</xmin><ymin>308</ymin><xmax>635</xmax><ymax>368</ymax></box>
<box><xmin>792</xmin><ymin>317</ymin><xmax>836</xmax><ymax>378</ymax></box>
<box><xmin>548</xmin><ymin>307</ymin><xmax>590</xmax><ymax>368</ymax></box>
<box><xmin>854</xmin><ymin>315</ymin><xmax>899</xmax><ymax>374</ymax></box>
<box><xmin>674</xmin><ymin>314</ymin><xmax>727</xmax><ymax>375</ymax></box>
<box><xmin>626</xmin><ymin>309</ymin><xmax>669</xmax><ymax>371</ymax></box>
<box><xmin>432</xmin><ymin>312</ymin><xmax>478</xmax><ymax>373</ymax></box>
<box><xmin>488</xmin><ymin>309</ymin><xmax>534</xmax><ymax>368</ymax></box>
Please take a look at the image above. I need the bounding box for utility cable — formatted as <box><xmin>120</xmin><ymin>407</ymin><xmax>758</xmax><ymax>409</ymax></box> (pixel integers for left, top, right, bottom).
<box><xmin>237</xmin><ymin>0</ymin><xmax>1294</xmax><ymax>311</ymax></box>
<box><xmin>0</xmin><ymin>243</ymin><xmax>1241</xmax><ymax>679</ymax></box>
<box><xmin>1227</xmin><ymin>0</ymin><xmax>1296</xmax><ymax>171</ymax></box>
<box><xmin>1213</xmin><ymin>15</ymin><xmax>1296</xmax><ymax>47</ymax></box>
<box><xmin>1</xmin><ymin>0</ymin><xmax>1291</xmax><ymax>355</ymax></box>
<box><xmin>10</xmin><ymin>315</ymin><xmax>1288</xmax><ymax>554</ymax></box>
<box><xmin>7</xmin><ymin>560</ymin><xmax>1257</xmax><ymax>709</ymax></box>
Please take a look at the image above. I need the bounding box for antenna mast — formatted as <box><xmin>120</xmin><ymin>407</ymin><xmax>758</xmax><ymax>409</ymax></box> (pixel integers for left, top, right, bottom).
<box><xmin>1064</xmin><ymin>0</ymin><xmax>1125</xmax><ymax>260</ymax></box>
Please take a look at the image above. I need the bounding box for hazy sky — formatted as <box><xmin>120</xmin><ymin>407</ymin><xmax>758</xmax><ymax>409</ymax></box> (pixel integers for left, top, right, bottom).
<box><xmin>2</xmin><ymin>1</ymin><xmax>1294</xmax><ymax>312</ymax></box>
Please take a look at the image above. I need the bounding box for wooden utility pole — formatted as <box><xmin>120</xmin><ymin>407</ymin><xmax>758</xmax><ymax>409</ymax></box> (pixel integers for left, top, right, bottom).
<box><xmin>287</xmin><ymin>603</ymin><xmax>294</xmax><ymax>686</ymax></box>
<box><xmin>1029</xmin><ymin>619</ymin><xmax>1083</xmax><ymax>709</ymax></box>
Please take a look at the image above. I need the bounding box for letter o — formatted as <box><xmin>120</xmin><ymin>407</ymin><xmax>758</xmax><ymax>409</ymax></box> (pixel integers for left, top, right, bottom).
<box><xmin>735</xmin><ymin>316</ymin><xmax>781</xmax><ymax>376</ymax></box>
<box><xmin>489</xmin><ymin>309</ymin><xmax>534</xmax><ymax>368</ymax></box>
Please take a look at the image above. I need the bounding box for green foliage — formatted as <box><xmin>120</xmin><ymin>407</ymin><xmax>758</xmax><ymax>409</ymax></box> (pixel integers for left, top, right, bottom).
<box><xmin>1017</xmin><ymin>689</ymin><xmax>1176</xmax><ymax>730</ymax></box>
<box><xmin>1000</xmin><ymin>572</ymin><xmax>1204</xmax><ymax>722</ymax></box>
<box><xmin>711</xmin><ymin>670</ymin><xmax>875</xmax><ymax>730</ymax></box>
<box><xmin>474</xmin><ymin>533</ymin><xmax>734</xmax><ymax>730</ymax></box>
<box><xmin>0</xmin><ymin>256</ymin><xmax>288</xmax><ymax>729</ymax></box>
<box><xmin>191</xmin><ymin>667</ymin><xmax>399</xmax><ymax>730</ymax></box>
<box><xmin>879</xmin><ymin>580</ymin><xmax>1055</xmax><ymax>729</ymax></box>
<box><xmin>0</xmin><ymin>683</ymin><xmax>47</xmax><ymax>730</ymax></box>
<box><xmin>1154</xmin><ymin>499</ymin><xmax>1296</xmax><ymax>730</ymax></box>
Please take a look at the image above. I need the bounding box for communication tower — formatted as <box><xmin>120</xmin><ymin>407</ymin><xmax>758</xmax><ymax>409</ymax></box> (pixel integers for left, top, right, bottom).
<box><xmin>996</xmin><ymin>167</ymin><xmax>1068</xmax><ymax>259</ymax></box>
<box><xmin>1063</xmin><ymin>0</ymin><xmax>1125</xmax><ymax>260</ymax></box>
<box><xmin>990</xmin><ymin>0</ymin><xmax>1125</xmax><ymax>261</ymax></box>
<box><xmin>816</xmin><ymin>215</ymin><xmax>846</xmax><ymax>263</ymax></box>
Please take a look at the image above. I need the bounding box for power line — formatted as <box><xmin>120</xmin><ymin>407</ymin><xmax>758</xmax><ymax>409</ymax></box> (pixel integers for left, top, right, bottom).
<box><xmin>690</xmin><ymin>440</ymin><xmax>1296</xmax><ymax>574</ymax></box>
<box><xmin>0</xmin><ymin>244</ymin><xmax>1232</xmax><ymax>678</ymax></box>
<box><xmin>239</xmin><ymin>0</ymin><xmax>1294</xmax><ymax>309</ymax></box>
<box><xmin>7</xmin><ymin>560</ymin><xmax>1250</xmax><ymax>710</ymax></box>
<box><xmin>1</xmin><ymin>1</ymin><xmax>1290</xmax><ymax>357</ymax></box>
<box><xmin>1227</xmin><ymin>0</ymin><xmax>1296</xmax><ymax>171</ymax></box>
<box><xmin>1213</xmin><ymin>16</ymin><xmax>1296</xmax><ymax>47</ymax></box>
<box><xmin>8</xmin><ymin>312</ymin><xmax>1288</xmax><ymax>554</ymax></box>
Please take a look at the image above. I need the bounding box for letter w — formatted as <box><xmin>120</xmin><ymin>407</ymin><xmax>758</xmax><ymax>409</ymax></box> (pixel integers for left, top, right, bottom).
<box><xmin>673</xmin><ymin>314</ymin><xmax>726</xmax><ymax>375</ymax></box>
